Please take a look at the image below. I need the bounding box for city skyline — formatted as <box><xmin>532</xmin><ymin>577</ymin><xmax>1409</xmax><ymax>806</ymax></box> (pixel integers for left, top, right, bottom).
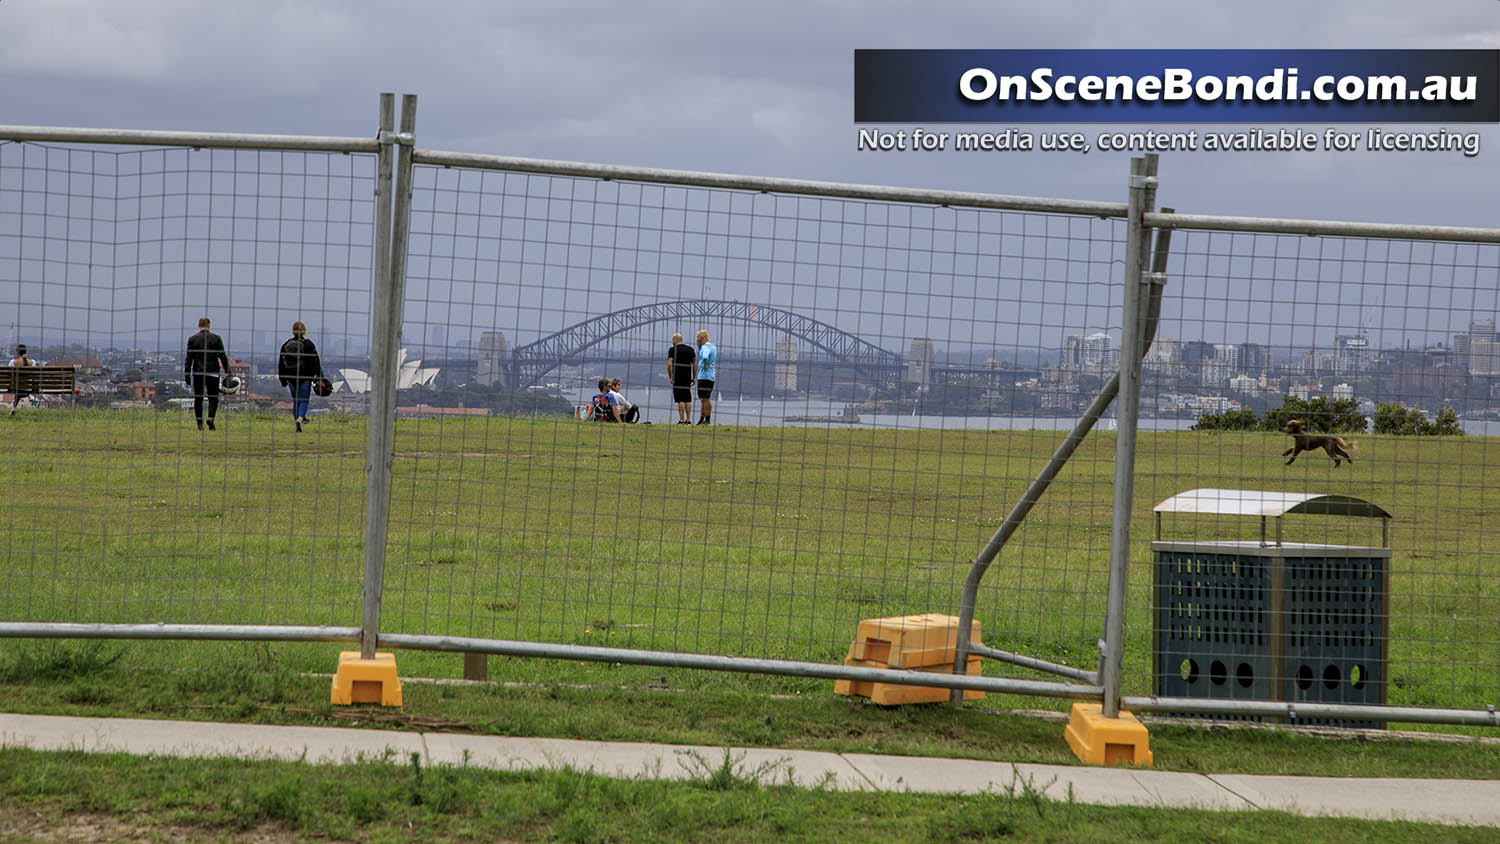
<box><xmin>23</xmin><ymin>315</ymin><xmax>1500</xmax><ymax>368</ymax></box>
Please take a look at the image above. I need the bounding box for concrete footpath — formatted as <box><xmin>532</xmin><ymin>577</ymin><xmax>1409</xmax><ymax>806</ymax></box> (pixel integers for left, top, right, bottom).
<box><xmin>2</xmin><ymin>713</ymin><xmax>1497</xmax><ymax>827</ymax></box>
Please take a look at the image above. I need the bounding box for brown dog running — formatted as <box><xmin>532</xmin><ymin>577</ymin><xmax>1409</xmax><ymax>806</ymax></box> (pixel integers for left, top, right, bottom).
<box><xmin>1281</xmin><ymin>419</ymin><xmax>1356</xmax><ymax>467</ymax></box>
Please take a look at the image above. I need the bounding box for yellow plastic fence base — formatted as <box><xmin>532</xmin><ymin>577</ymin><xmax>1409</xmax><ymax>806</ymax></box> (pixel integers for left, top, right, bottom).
<box><xmin>330</xmin><ymin>651</ymin><xmax>403</xmax><ymax>707</ymax></box>
<box><xmin>852</xmin><ymin>612</ymin><xmax>982</xmax><ymax>667</ymax></box>
<box><xmin>835</xmin><ymin>613</ymin><xmax>984</xmax><ymax>705</ymax></box>
<box><xmin>1063</xmin><ymin>702</ymin><xmax>1152</xmax><ymax>766</ymax></box>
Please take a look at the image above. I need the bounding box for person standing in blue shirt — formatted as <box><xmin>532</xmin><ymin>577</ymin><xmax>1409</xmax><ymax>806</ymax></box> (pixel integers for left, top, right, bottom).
<box><xmin>695</xmin><ymin>329</ymin><xmax>717</xmax><ymax>426</ymax></box>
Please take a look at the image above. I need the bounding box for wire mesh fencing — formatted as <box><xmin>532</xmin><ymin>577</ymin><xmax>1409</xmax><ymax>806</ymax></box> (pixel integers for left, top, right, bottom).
<box><xmin>1134</xmin><ymin>229</ymin><xmax>1500</xmax><ymax>718</ymax></box>
<box><xmin>379</xmin><ymin>161</ymin><xmax>1133</xmax><ymax>679</ymax></box>
<box><xmin>0</xmin><ymin>140</ymin><xmax>375</xmax><ymax>633</ymax></box>
<box><xmin>5</xmin><ymin>112</ymin><xmax>1498</xmax><ymax>727</ymax></box>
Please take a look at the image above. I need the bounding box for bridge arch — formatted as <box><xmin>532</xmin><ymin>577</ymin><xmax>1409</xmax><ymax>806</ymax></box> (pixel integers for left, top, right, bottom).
<box><xmin>506</xmin><ymin>299</ymin><xmax>904</xmax><ymax>387</ymax></box>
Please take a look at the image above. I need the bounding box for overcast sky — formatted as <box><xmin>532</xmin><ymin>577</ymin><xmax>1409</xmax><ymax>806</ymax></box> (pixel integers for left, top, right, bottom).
<box><xmin>2</xmin><ymin>0</ymin><xmax>1499</xmax><ymax>357</ymax></box>
<box><xmin>3</xmin><ymin>0</ymin><xmax>1497</xmax><ymax>223</ymax></box>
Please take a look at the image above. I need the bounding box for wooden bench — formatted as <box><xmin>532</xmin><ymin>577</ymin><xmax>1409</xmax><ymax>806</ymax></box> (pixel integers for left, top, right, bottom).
<box><xmin>0</xmin><ymin>365</ymin><xmax>78</xmax><ymax>396</ymax></box>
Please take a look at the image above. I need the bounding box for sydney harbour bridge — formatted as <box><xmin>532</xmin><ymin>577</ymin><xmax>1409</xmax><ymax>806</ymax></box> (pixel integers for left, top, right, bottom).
<box><xmin>494</xmin><ymin>299</ymin><xmax>1036</xmax><ymax>390</ymax></box>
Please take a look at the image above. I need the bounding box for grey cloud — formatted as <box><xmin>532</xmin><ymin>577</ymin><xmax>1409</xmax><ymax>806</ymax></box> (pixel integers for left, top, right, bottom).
<box><xmin>1</xmin><ymin>1</ymin><xmax>1498</xmax><ymax>226</ymax></box>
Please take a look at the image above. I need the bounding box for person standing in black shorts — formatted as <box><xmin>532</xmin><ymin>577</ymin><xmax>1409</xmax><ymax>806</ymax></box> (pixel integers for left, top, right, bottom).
<box><xmin>184</xmin><ymin>316</ymin><xmax>231</xmax><ymax>431</ymax></box>
<box><xmin>666</xmin><ymin>332</ymin><xmax>696</xmax><ymax>424</ymax></box>
<box><xmin>694</xmin><ymin>329</ymin><xmax>717</xmax><ymax>425</ymax></box>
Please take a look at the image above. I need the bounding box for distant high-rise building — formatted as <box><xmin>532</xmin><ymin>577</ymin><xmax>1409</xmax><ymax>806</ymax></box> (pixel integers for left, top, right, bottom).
<box><xmin>1471</xmin><ymin>337</ymin><xmax>1500</xmax><ymax>376</ymax></box>
<box><xmin>1455</xmin><ymin>319</ymin><xmax>1494</xmax><ymax>368</ymax></box>
<box><xmin>774</xmin><ymin>337</ymin><xmax>798</xmax><ymax>393</ymax></box>
<box><xmin>1212</xmin><ymin>343</ymin><xmax>1240</xmax><ymax>369</ymax></box>
<box><xmin>1200</xmin><ymin>359</ymin><xmax>1230</xmax><ymax>387</ymax></box>
<box><xmin>476</xmin><ymin>331</ymin><xmax>508</xmax><ymax>386</ymax></box>
<box><xmin>1237</xmin><ymin>342</ymin><xmax>1269</xmax><ymax>373</ymax></box>
<box><xmin>906</xmin><ymin>338</ymin><xmax>935</xmax><ymax>386</ymax></box>
<box><xmin>1194</xmin><ymin>343</ymin><xmax>1242</xmax><ymax>387</ymax></box>
<box><xmin>1061</xmin><ymin>332</ymin><xmax>1115</xmax><ymax>376</ymax></box>
<box><xmin>1181</xmin><ymin>340</ymin><xmax>1215</xmax><ymax>371</ymax></box>
<box><xmin>1145</xmin><ymin>337</ymin><xmax>1183</xmax><ymax>376</ymax></box>
<box><xmin>1465</xmin><ymin>319</ymin><xmax>1499</xmax><ymax>375</ymax></box>
<box><xmin>1300</xmin><ymin>348</ymin><xmax>1336</xmax><ymax>375</ymax></box>
<box><xmin>1334</xmin><ymin>334</ymin><xmax>1369</xmax><ymax>375</ymax></box>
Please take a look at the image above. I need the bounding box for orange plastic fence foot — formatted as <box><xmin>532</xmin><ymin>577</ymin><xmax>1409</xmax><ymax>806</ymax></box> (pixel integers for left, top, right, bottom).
<box><xmin>331</xmin><ymin>651</ymin><xmax>403</xmax><ymax>707</ymax></box>
<box><xmin>1064</xmin><ymin>702</ymin><xmax>1152</xmax><ymax>766</ymax></box>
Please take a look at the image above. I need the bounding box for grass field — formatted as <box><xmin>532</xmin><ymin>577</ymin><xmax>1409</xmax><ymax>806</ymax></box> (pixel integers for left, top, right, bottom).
<box><xmin>2</xmin><ymin>407</ymin><xmax>1498</xmax><ymax>718</ymax></box>
<box><xmin>6</xmin><ymin>742</ymin><xmax>1500</xmax><ymax>843</ymax></box>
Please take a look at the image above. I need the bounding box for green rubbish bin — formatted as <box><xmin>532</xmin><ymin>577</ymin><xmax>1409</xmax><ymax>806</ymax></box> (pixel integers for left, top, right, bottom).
<box><xmin>1151</xmin><ymin>488</ymin><xmax>1392</xmax><ymax>728</ymax></box>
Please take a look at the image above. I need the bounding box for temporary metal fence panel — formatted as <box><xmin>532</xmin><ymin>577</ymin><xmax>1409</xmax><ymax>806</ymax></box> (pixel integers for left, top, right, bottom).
<box><xmin>377</xmin><ymin>154</ymin><xmax>1133</xmax><ymax>685</ymax></box>
<box><xmin>0</xmin><ymin>114</ymin><xmax>1138</xmax><ymax>702</ymax></box>
<box><xmin>1133</xmin><ymin>225</ymin><xmax>1500</xmax><ymax>721</ymax></box>
<box><xmin>0</xmin><ymin>137</ymin><xmax>377</xmax><ymax>636</ymax></box>
<box><xmin>5</xmin><ymin>104</ymin><xmax>1499</xmax><ymax>729</ymax></box>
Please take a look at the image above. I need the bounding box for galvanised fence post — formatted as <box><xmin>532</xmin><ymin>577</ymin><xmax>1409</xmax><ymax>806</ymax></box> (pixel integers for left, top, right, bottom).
<box><xmin>359</xmin><ymin>93</ymin><xmax>417</xmax><ymax>659</ymax></box>
<box><xmin>1101</xmin><ymin>154</ymin><xmax>1158</xmax><ymax>718</ymax></box>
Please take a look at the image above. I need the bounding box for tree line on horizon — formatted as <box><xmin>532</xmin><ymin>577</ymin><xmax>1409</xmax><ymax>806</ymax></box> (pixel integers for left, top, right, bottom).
<box><xmin>1192</xmin><ymin>395</ymin><xmax>1463</xmax><ymax>436</ymax></box>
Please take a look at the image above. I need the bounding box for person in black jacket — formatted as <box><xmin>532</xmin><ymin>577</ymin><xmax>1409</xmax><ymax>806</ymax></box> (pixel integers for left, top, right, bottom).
<box><xmin>184</xmin><ymin>317</ymin><xmax>231</xmax><ymax>431</ymax></box>
<box><xmin>277</xmin><ymin>320</ymin><xmax>324</xmax><ymax>433</ymax></box>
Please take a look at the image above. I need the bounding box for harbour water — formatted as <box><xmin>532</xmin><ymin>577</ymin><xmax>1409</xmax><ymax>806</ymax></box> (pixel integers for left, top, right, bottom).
<box><xmin>604</xmin><ymin>387</ymin><xmax>1180</xmax><ymax>432</ymax></box>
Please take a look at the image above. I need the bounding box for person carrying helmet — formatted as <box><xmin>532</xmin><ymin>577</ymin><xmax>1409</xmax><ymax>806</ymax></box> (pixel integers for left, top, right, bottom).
<box><xmin>184</xmin><ymin>317</ymin><xmax>231</xmax><ymax>431</ymax></box>
<box><xmin>277</xmin><ymin>321</ymin><xmax>325</xmax><ymax>433</ymax></box>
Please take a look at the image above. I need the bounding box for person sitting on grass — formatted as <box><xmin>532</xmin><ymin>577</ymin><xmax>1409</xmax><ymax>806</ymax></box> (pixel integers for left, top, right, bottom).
<box><xmin>608</xmin><ymin>378</ymin><xmax>641</xmax><ymax>423</ymax></box>
<box><xmin>590</xmin><ymin>378</ymin><xmax>620</xmax><ymax>422</ymax></box>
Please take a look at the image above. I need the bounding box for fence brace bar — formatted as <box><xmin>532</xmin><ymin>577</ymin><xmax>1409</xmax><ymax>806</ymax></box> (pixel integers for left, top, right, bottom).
<box><xmin>376</xmin><ymin>633</ymin><xmax>1101</xmax><ymax>700</ymax></box>
<box><xmin>950</xmin><ymin>166</ymin><xmax>1174</xmax><ymax>705</ymax></box>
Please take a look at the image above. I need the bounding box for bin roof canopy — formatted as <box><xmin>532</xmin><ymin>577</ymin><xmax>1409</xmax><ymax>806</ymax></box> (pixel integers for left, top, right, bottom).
<box><xmin>1152</xmin><ymin>488</ymin><xmax>1391</xmax><ymax>519</ymax></box>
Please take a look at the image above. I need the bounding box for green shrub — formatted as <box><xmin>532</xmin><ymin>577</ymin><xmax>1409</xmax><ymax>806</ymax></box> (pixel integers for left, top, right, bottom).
<box><xmin>1373</xmin><ymin>403</ymin><xmax>1463</xmax><ymax>436</ymax></box>
<box><xmin>1191</xmin><ymin>407</ymin><xmax>1260</xmax><ymax>431</ymax></box>
<box><xmin>1261</xmin><ymin>395</ymin><xmax>1366</xmax><ymax>434</ymax></box>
